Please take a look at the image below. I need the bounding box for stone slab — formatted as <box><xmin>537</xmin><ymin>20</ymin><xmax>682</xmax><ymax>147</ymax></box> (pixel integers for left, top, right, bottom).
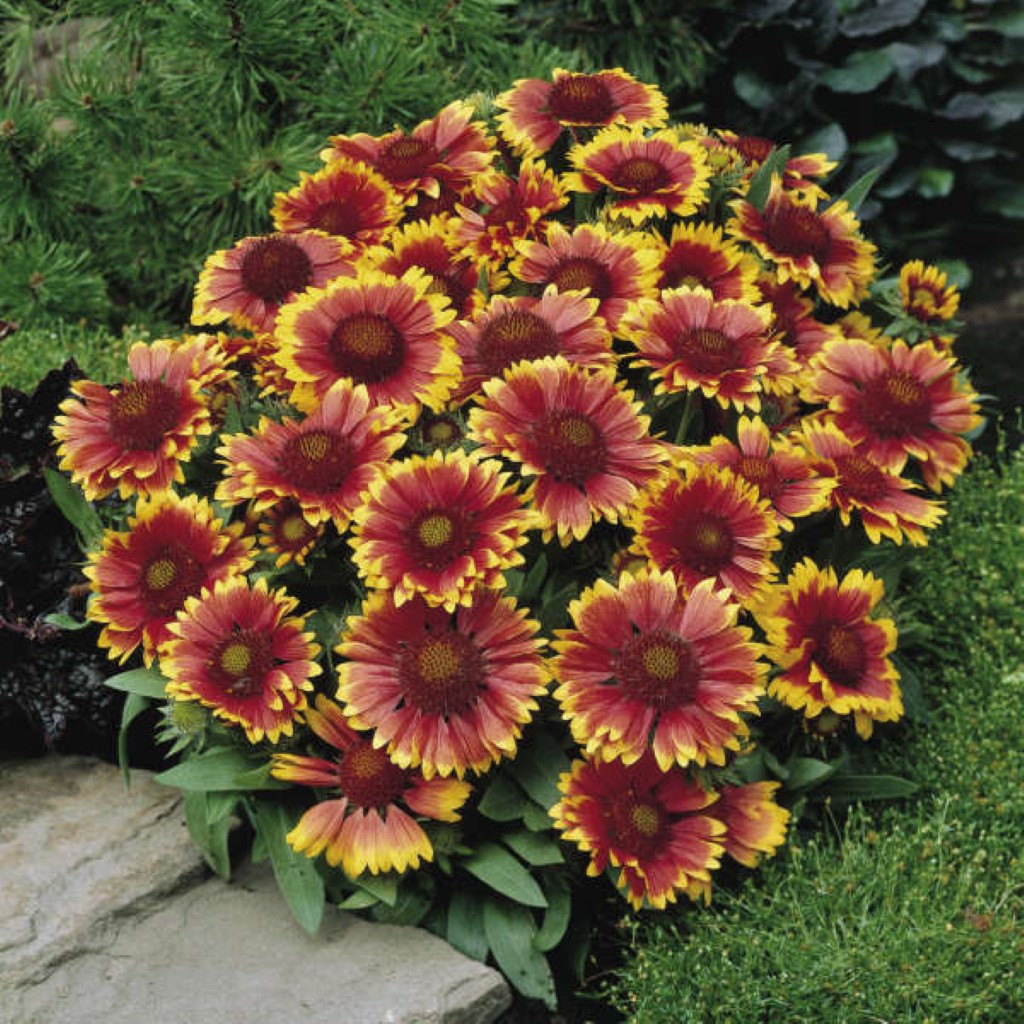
<box><xmin>0</xmin><ymin>757</ymin><xmax>511</xmax><ymax>1024</ymax></box>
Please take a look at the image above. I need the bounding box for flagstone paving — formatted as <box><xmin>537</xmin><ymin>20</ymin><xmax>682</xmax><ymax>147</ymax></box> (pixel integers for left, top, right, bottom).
<box><xmin>0</xmin><ymin>756</ymin><xmax>510</xmax><ymax>1024</ymax></box>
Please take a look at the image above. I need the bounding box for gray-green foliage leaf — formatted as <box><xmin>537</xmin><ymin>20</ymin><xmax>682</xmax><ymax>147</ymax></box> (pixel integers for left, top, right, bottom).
<box><xmin>462</xmin><ymin>842</ymin><xmax>547</xmax><ymax>907</ymax></box>
<box><xmin>43</xmin><ymin>468</ymin><xmax>104</xmax><ymax>548</ymax></box>
<box><xmin>502</xmin><ymin>830</ymin><xmax>564</xmax><ymax>867</ymax></box>
<box><xmin>820</xmin><ymin>49</ymin><xmax>894</xmax><ymax>93</ymax></box>
<box><xmin>105</xmin><ymin>666</ymin><xmax>169</xmax><ymax>699</ymax></box>
<box><xmin>447</xmin><ymin>887</ymin><xmax>489</xmax><ymax>962</ymax></box>
<box><xmin>483</xmin><ymin>899</ymin><xmax>556</xmax><ymax>1007</ymax></box>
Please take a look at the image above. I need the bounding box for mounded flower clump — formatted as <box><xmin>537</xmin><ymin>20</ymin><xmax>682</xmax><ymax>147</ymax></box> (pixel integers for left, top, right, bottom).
<box><xmin>52</xmin><ymin>67</ymin><xmax>979</xmax><ymax>995</ymax></box>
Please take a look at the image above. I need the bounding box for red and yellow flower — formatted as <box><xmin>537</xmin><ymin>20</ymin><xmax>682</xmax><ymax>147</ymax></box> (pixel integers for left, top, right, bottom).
<box><xmin>336</xmin><ymin>591</ymin><xmax>548</xmax><ymax>779</ymax></box>
<box><xmin>899</xmin><ymin>259</ymin><xmax>960</xmax><ymax>323</ymax></box>
<box><xmin>251</xmin><ymin>498</ymin><xmax>324</xmax><ymax>568</ymax></box>
<box><xmin>755</xmin><ymin>558</ymin><xmax>903</xmax><ymax>739</ymax></box>
<box><xmin>53</xmin><ymin>339</ymin><xmax>212</xmax><ymax>501</ymax></box>
<box><xmin>509</xmin><ymin>221</ymin><xmax>660</xmax><ymax>332</ymax></box>
<box><xmin>84</xmin><ymin>492</ymin><xmax>253</xmax><ymax>664</ymax></box>
<box><xmin>274</xmin><ymin>267</ymin><xmax>459</xmax><ymax>417</ymax></box>
<box><xmin>451</xmin><ymin>159</ymin><xmax>568</xmax><ymax>266</ymax></box>
<box><xmin>323</xmin><ymin>99</ymin><xmax>495</xmax><ymax>206</ymax></box>
<box><xmin>551</xmin><ymin>752</ymin><xmax>725</xmax><ymax>909</ymax></box>
<box><xmin>692</xmin><ymin>416</ymin><xmax>834</xmax><ymax>530</ymax></box>
<box><xmin>272</xmin><ymin>695</ymin><xmax>471</xmax><ymax>876</ymax></box>
<box><xmin>653</xmin><ymin>222</ymin><xmax>761</xmax><ymax>304</ymax></box>
<box><xmin>807</xmin><ymin>336</ymin><xmax>981</xmax><ymax>490</ymax></box>
<box><xmin>349</xmin><ymin>449</ymin><xmax>531</xmax><ymax>612</ymax></box>
<box><xmin>565</xmin><ymin>125</ymin><xmax>711</xmax><ymax>225</ymax></box>
<box><xmin>756</xmin><ymin>276</ymin><xmax>834</xmax><ymax>372</ymax></box>
<box><xmin>448</xmin><ymin>287</ymin><xmax>614</xmax><ymax>404</ymax></box>
<box><xmin>710</xmin><ymin>781</ymin><xmax>790</xmax><ymax>868</ymax></box>
<box><xmin>163</xmin><ymin>577</ymin><xmax>320</xmax><ymax>743</ymax></box>
<box><xmin>729</xmin><ymin>179</ymin><xmax>876</xmax><ymax>308</ymax></box>
<box><xmin>468</xmin><ymin>357</ymin><xmax>668</xmax><ymax>544</ymax></box>
<box><xmin>495</xmin><ymin>67</ymin><xmax>667</xmax><ymax>157</ymax></box>
<box><xmin>216</xmin><ymin>379</ymin><xmax>405</xmax><ymax>530</ymax></box>
<box><xmin>710</xmin><ymin>131</ymin><xmax>835</xmax><ymax>197</ymax></box>
<box><xmin>192</xmin><ymin>230</ymin><xmax>353</xmax><ymax>334</ymax></box>
<box><xmin>631</xmin><ymin>463</ymin><xmax>781</xmax><ymax>605</ymax></box>
<box><xmin>554</xmin><ymin>571</ymin><xmax>766</xmax><ymax>770</ymax></box>
<box><xmin>800</xmin><ymin>417</ymin><xmax>945</xmax><ymax>545</ymax></box>
<box><xmin>619</xmin><ymin>287</ymin><xmax>776</xmax><ymax>411</ymax></box>
<box><xmin>271</xmin><ymin>157</ymin><xmax>403</xmax><ymax>247</ymax></box>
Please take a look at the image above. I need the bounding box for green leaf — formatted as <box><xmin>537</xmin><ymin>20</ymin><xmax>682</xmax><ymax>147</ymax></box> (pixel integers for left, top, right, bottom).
<box><xmin>502</xmin><ymin>830</ymin><xmax>564</xmax><ymax>867</ymax></box>
<box><xmin>42</xmin><ymin>612</ymin><xmax>92</xmax><ymax>631</ymax></box>
<box><xmin>744</xmin><ymin>144</ymin><xmax>791</xmax><ymax>212</ymax></box>
<box><xmin>820</xmin><ymin>49</ymin><xmax>894</xmax><ymax>93</ymax></box>
<box><xmin>732</xmin><ymin>68</ymin><xmax>775</xmax><ymax>110</ymax></box>
<box><xmin>183</xmin><ymin>790</ymin><xmax>234</xmax><ymax>878</ymax></box>
<box><xmin>232</xmin><ymin>762</ymin><xmax>290</xmax><ymax>791</ymax></box>
<box><xmin>508</xmin><ymin>729</ymin><xmax>570</xmax><ymax>811</ymax></box>
<box><xmin>885</xmin><ymin>40</ymin><xmax>945</xmax><ymax>80</ymax></box>
<box><xmin>837</xmin><ymin>166</ymin><xmax>882</xmax><ymax>211</ymax></box>
<box><xmin>989</xmin><ymin>11</ymin><xmax>1024</xmax><ymax>38</ymax></box>
<box><xmin>462</xmin><ymin>842</ymin><xmax>548</xmax><ymax>908</ymax></box>
<box><xmin>483</xmin><ymin>899</ymin><xmax>556</xmax><ymax>1007</ymax></box>
<box><xmin>105</xmin><ymin>666</ymin><xmax>169</xmax><ymax>700</ymax></box>
<box><xmin>154</xmin><ymin>746</ymin><xmax>260</xmax><ymax>791</ymax></box>
<box><xmin>534</xmin><ymin>879</ymin><xmax>571</xmax><ymax>953</ymax></box>
<box><xmin>117</xmin><ymin>692</ymin><xmax>150</xmax><ymax>786</ymax></box>
<box><xmin>523</xmin><ymin>802</ymin><xmax>555</xmax><ymax>832</ymax></box>
<box><xmin>338</xmin><ymin>889</ymin><xmax>380</xmax><ymax>910</ymax></box>
<box><xmin>916</xmin><ymin>168</ymin><xmax>955</xmax><ymax>199</ymax></box>
<box><xmin>250</xmin><ymin>800</ymin><xmax>325</xmax><ymax>935</ymax></box>
<box><xmin>785</xmin><ymin>757</ymin><xmax>839</xmax><ymax>791</ymax></box>
<box><xmin>447</xmin><ymin>888</ymin><xmax>489</xmax><ymax>961</ymax></box>
<box><xmin>824</xmin><ymin>774</ymin><xmax>918</xmax><ymax>801</ymax></box>
<box><xmin>840</xmin><ymin>0</ymin><xmax>926</xmax><ymax>37</ymax></box>
<box><xmin>43</xmin><ymin>468</ymin><xmax>104</xmax><ymax>548</ymax></box>
<box><xmin>478</xmin><ymin>772</ymin><xmax>530</xmax><ymax>822</ymax></box>
<box><xmin>520</xmin><ymin>552</ymin><xmax>549</xmax><ymax>602</ymax></box>
<box><xmin>979</xmin><ymin>184</ymin><xmax>1024</xmax><ymax>219</ymax></box>
<box><xmin>798</xmin><ymin>123</ymin><xmax>848</xmax><ymax>163</ymax></box>
<box><xmin>370</xmin><ymin>884</ymin><xmax>431</xmax><ymax>926</ymax></box>
<box><xmin>354</xmin><ymin>872</ymin><xmax>398</xmax><ymax>907</ymax></box>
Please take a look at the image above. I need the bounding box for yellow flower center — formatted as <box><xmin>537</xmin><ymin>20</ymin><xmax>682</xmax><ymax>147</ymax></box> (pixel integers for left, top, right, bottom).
<box><xmin>558</xmin><ymin>415</ymin><xmax>597</xmax><ymax>447</ymax></box>
<box><xmin>418</xmin><ymin>638</ymin><xmax>462</xmax><ymax>684</ymax></box>
<box><xmin>329</xmin><ymin>313</ymin><xmax>404</xmax><ymax>384</ymax></box>
<box><xmin>884</xmin><ymin>373</ymin><xmax>925</xmax><ymax>407</ymax></box>
<box><xmin>145</xmin><ymin>557</ymin><xmax>177</xmax><ymax>591</ymax></box>
<box><xmin>613</xmin><ymin>156</ymin><xmax>668</xmax><ymax>193</ymax></box>
<box><xmin>281</xmin><ymin>514</ymin><xmax>311</xmax><ymax>543</ymax></box>
<box><xmin>298</xmin><ymin>432</ymin><xmax>331</xmax><ymax>462</ymax></box>
<box><xmin>417</xmin><ymin>513</ymin><xmax>455</xmax><ymax>549</ymax></box>
<box><xmin>398</xmin><ymin>632</ymin><xmax>486</xmax><ymax>716</ymax></box>
<box><xmin>548</xmin><ymin>74</ymin><xmax>615</xmax><ymax>123</ymax></box>
<box><xmin>631</xmin><ymin>803</ymin><xmax>661</xmax><ymax>837</ymax></box>
<box><xmin>641</xmin><ymin>642</ymin><xmax>680</xmax><ymax>681</ymax></box>
<box><xmin>219</xmin><ymin>641</ymin><xmax>252</xmax><ymax>677</ymax></box>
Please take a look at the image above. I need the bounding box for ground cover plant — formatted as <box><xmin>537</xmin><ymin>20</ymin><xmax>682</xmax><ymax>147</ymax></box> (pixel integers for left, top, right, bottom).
<box><xmin>607</xmin><ymin>443</ymin><xmax>1024</xmax><ymax>1023</ymax></box>
<box><xmin>43</xmin><ymin>67</ymin><xmax>984</xmax><ymax>1012</ymax></box>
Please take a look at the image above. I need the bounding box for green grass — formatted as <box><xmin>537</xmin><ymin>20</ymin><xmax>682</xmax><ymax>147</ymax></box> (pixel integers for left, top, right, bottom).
<box><xmin>0</xmin><ymin>321</ymin><xmax>156</xmax><ymax>392</ymax></box>
<box><xmin>608</xmin><ymin>446</ymin><xmax>1024</xmax><ymax>1024</ymax></box>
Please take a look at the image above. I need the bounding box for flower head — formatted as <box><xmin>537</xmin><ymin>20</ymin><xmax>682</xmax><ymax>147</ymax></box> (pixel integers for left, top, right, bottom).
<box><xmin>711</xmin><ymin>781</ymin><xmax>790</xmax><ymax>868</ymax></box>
<box><xmin>163</xmin><ymin>578</ymin><xmax>320</xmax><ymax>743</ymax></box>
<box><xmin>551</xmin><ymin>753</ymin><xmax>725</xmax><ymax>909</ymax></box>
<box><xmin>272</xmin><ymin>695</ymin><xmax>471</xmax><ymax>876</ymax></box>
<box><xmin>554</xmin><ymin>571</ymin><xmax>766</xmax><ymax>770</ymax></box>
<box><xmin>336</xmin><ymin>591</ymin><xmax>548</xmax><ymax>779</ymax></box>
<box><xmin>899</xmin><ymin>260</ymin><xmax>959</xmax><ymax>324</ymax></box>
<box><xmin>349</xmin><ymin>449</ymin><xmax>531</xmax><ymax>612</ymax></box>
<box><xmin>565</xmin><ymin>126</ymin><xmax>711</xmax><ymax>225</ymax></box>
<box><xmin>495</xmin><ymin>68</ymin><xmax>667</xmax><ymax>157</ymax></box>
<box><xmin>755</xmin><ymin>559</ymin><xmax>903</xmax><ymax>739</ymax></box>
<box><xmin>84</xmin><ymin>492</ymin><xmax>253</xmax><ymax>664</ymax></box>
<box><xmin>274</xmin><ymin>267</ymin><xmax>459</xmax><ymax>417</ymax></box>
<box><xmin>654</xmin><ymin>221</ymin><xmax>760</xmax><ymax>304</ymax></box>
<box><xmin>469</xmin><ymin>357</ymin><xmax>668</xmax><ymax>543</ymax></box>
<box><xmin>192</xmin><ymin>231</ymin><xmax>353</xmax><ymax>333</ymax></box>
<box><xmin>53</xmin><ymin>339</ymin><xmax>212</xmax><ymax>501</ymax></box>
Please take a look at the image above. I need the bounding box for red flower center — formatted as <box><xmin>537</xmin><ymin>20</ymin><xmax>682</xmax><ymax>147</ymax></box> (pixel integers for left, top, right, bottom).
<box><xmin>308</xmin><ymin>198</ymin><xmax>365</xmax><ymax>237</ymax></box>
<box><xmin>615</xmin><ymin>629</ymin><xmax>702</xmax><ymax>709</ymax></box>
<box><xmin>328</xmin><ymin>313</ymin><xmax>406</xmax><ymax>384</ymax></box>
<box><xmin>812</xmin><ymin>622</ymin><xmax>866</xmax><ymax>688</ymax></box>
<box><xmin>606</xmin><ymin>792</ymin><xmax>667</xmax><ymax>860</ymax></box>
<box><xmin>550</xmin><ymin>257</ymin><xmax>612</xmax><ymax>299</ymax></box>
<box><xmin>858</xmin><ymin>371</ymin><xmax>931</xmax><ymax>438</ymax></box>
<box><xmin>397</xmin><ymin>632</ymin><xmax>485</xmax><ymax>716</ymax></box>
<box><xmin>733</xmin><ymin>135</ymin><xmax>775</xmax><ymax>165</ymax></box>
<box><xmin>109</xmin><ymin>379</ymin><xmax>183</xmax><ymax>451</ymax></box>
<box><xmin>660</xmin><ymin>244</ymin><xmax>728</xmax><ymax>292</ymax></box>
<box><xmin>426</xmin><ymin>269</ymin><xmax>471</xmax><ymax>316</ymax></box>
<box><xmin>240</xmin><ymin>236</ymin><xmax>313</xmax><ymax>304</ymax></box>
<box><xmin>611</xmin><ymin>157</ymin><xmax>670</xmax><ymax>194</ymax></box>
<box><xmin>377</xmin><ymin>135</ymin><xmax>439</xmax><ymax>183</ymax></box>
<box><xmin>208</xmin><ymin>628</ymin><xmax>275</xmax><ymax>697</ymax></box>
<box><xmin>405</xmin><ymin>506</ymin><xmax>475</xmax><ymax>570</ymax></box>
<box><xmin>485</xmin><ymin>194</ymin><xmax>527</xmax><ymax>229</ymax></box>
<box><xmin>478</xmin><ymin>310</ymin><xmax>560</xmax><ymax>377</ymax></box>
<box><xmin>141</xmin><ymin>544</ymin><xmax>206</xmax><ymax>617</ymax></box>
<box><xmin>413</xmin><ymin>181</ymin><xmax>460</xmax><ymax>218</ymax></box>
<box><xmin>676</xmin><ymin>327</ymin><xmax>735</xmax><ymax>375</ymax></box>
<box><xmin>677</xmin><ymin>511</ymin><xmax>734</xmax><ymax>575</ymax></box>
<box><xmin>336</xmin><ymin>740</ymin><xmax>409</xmax><ymax>808</ymax></box>
<box><xmin>837</xmin><ymin>454</ymin><xmax>888</xmax><ymax>503</ymax></box>
<box><xmin>533</xmin><ymin>410</ymin><xmax>607</xmax><ymax>486</ymax></box>
<box><xmin>547</xmin><ymin>74</ymin><xmax>616</xmax><ymax>124</ymax></box>
<box><xmin>763</xmin><ymin>202</ymin><xmax>831</xmax><ymax>264</ymax></box>
<box><xmin>277</xmin><ymin>429</ymin><xmax>355</xmax><ymax>493</ymax></box>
